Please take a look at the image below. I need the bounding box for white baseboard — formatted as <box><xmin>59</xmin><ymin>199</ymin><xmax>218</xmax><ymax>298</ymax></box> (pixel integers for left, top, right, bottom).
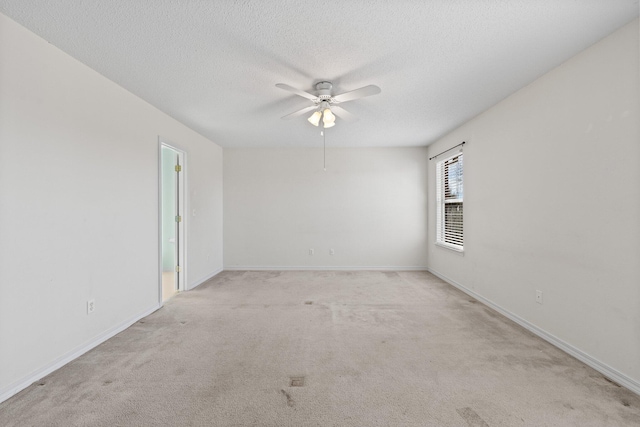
<box><xmin>0</xmin><ymin>304</ymin><xmax>161</xmax><ymax>404</ymax></box>
<box><xmin>224</xmin><ymin>266</ymin><xmax>429</xmax><ymax>271</ymax></box>
<box><xmin>427</xmin><ymin>267</ymin><xmax>640</xmax><ymax>397</ymax></box>
<box><xmin>188</xmin><ymin>267</ymin><xmax>223</xmax><ymax>290</ymax></box>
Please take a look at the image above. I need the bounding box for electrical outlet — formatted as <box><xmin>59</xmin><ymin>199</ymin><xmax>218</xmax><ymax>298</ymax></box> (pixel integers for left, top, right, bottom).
<box><xmin>309</xmin><ymin>248</ymin><xmax>314</xmax><ymax>255</ymax></box>
<box><xmin>330</xmin><ymin>248</ymin><xmax>335</xmax><ymax>255</ymax></box>
<box><xmin>87</xmin><ymin>299</ymin><xmax>95</xmax><ymax>314</ymax></box>
<box><xmin>535</xmin><ymin>290</ymin><xmax>543</xmax><ymax>305</ymax></box>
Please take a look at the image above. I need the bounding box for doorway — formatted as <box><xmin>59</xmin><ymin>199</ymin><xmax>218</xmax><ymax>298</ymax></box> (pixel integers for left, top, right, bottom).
<box><xmin>160</xmin><ymin>142</ymin><xmax>185</xmax><ymax>302</ymax></box>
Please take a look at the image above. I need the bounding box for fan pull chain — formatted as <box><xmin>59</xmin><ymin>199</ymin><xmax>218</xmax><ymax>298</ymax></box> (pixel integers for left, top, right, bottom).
<box><xmin>323</xmin><ymin>130</ymin><xmax>326</xmax><ymax>171</ymax></box>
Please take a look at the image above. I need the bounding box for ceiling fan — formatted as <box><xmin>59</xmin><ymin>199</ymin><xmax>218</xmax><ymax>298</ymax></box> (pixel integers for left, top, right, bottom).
<box><xmin>276</xmin><ymin>81</ymin><xmax>381</xmax><ymax>128</ymax></box>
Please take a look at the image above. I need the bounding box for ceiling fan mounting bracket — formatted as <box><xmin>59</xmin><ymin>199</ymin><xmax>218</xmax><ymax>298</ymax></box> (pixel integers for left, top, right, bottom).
<box><xmin>315</xmin><ymin>81</ymin><xmax>333</xmax><ymax>100</ymax></box>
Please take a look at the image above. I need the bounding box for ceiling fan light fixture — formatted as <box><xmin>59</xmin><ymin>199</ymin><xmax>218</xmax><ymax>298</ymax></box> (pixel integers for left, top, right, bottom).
<box><xmin>308</xmin><ymin>110</ymin><xmax>322</xmax><ymax>126</ymax></box>
<box><xmin>277</xmin><ymin>81</ymin><xmax>381</xmax><ymax>128</ymax></box>
<box><xmin>323</xmin><ymin>108</ymin><xmax>335</xmax><ymax>124</ymax></box>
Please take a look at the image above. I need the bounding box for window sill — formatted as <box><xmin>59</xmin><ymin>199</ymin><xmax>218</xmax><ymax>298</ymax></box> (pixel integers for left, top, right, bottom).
<box><xmin>435</xmin><ymin>242</ymin><xmax>465</xmax><ymax>256</ymax></box>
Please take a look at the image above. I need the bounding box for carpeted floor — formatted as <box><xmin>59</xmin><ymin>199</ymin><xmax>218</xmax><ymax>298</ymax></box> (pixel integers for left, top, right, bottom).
<box><xmin>1</xmin><ymin>271</ymin><xmax>639</xmax><ymax>426</ymax></box>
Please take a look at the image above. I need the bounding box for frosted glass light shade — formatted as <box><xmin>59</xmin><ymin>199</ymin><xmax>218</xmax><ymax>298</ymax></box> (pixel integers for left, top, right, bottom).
<box><xmin>308</xmin><ymin>111</ymin><xmax>322</xmax><ymax>126</ymax></box>
<box><xmin>323</xmin><ymin>108</ymin><xmax>335</xmax><ymax>123</ymax></box>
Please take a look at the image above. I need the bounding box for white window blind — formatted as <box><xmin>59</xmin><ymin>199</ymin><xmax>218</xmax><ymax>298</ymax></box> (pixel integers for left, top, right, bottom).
<box><xmin>436</xmin><ymin>153</ymin><xmax>463</xmax><ymax>250</ymax></box>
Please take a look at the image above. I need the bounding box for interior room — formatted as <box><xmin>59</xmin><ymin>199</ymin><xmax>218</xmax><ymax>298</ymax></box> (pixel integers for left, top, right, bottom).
<box><xmin>0</xmin><ymin>1</ymin><xmax>638</xmax><ymax>425</ymax></box>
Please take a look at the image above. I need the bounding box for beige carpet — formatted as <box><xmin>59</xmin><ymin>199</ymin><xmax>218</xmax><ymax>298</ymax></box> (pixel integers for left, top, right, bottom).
<box><xmin>1</xmin><ymin>271</ymin><xmax>638</xmax><ymax>426</ymax></box>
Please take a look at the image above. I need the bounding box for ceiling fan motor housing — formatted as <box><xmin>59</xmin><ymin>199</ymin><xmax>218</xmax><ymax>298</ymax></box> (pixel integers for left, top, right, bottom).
<box><xmin>315</xmin><ymin>81</ymin><xmax>333</xmax><ymax>100</ymax></box>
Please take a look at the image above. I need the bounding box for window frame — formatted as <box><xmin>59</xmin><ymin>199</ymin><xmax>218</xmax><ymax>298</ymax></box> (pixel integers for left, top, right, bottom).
<box><xmin>435</xmin><ymin>152</ymin><xmax>464</xmax><ymax>253</ymax></box>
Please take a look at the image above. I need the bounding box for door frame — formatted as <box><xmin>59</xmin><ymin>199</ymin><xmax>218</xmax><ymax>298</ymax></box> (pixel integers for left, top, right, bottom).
<box><xmin>158</xmin><ymin>138</ymin><xmax>187</xmax><ymax>305</ymax></box>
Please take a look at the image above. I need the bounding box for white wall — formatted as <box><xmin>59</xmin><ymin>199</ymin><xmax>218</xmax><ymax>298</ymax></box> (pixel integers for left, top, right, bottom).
<box><xmin>224</xmin><ymin>147</ymin><xmax>428</xmax><ymax>269</ymax></box>
<box><xmin>0</xmin><ymin>13</ymin><xmax>223</xmax><ymax>400</ymax></box>
<box><xmin>427</xmin><ymin>19</ymin><xmax>639</xmax><ymax>390</ymax></box>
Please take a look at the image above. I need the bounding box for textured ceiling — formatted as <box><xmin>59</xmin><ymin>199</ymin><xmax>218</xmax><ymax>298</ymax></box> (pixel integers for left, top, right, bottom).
<box><xmin>0</xmin><ymin>1</ymin><xmax>638</xmax><ymax>147</ymax></box>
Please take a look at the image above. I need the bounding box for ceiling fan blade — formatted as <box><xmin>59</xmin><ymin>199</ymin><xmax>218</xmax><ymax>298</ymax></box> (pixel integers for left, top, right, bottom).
<box><xmin>332</xmin><ymin>85</ymin><xmax>381</xmax><ymax>103</ymax></box>
<box><xmin>275</xmin><ymin>83</ymin><xmax>318</xmax><ymax>101</ymax></box>
<box><xmin>281</xmin><ymin>105</ymin><xmax>317</xmax><ymax>120</ymax></box>
<box><xmin>330</xmin><ymin>105</ymin><xmax>357</xmax><ymax>122</ymax></box>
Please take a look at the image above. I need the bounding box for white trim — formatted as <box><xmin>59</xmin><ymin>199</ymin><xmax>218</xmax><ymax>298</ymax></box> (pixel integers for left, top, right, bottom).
<box><xmin>188</xmin><ymin>268</ymin><xmax>224</xmax><ymax>290</ymax></box>
<box><xmin>224</xmin><ymin>266</ymin><xmax>429</xmax><ymax>271</ymax></box>
<box><xmin>435</xmin><ymin>241</ymin><xmax>465</xmax><ymax>254</ymax></box>
<box><xmin>0</xmin><ymin>304</ymin><xmax>161</xmax><ymax>404</ymax></box>
<box><xmin>427</xmin><ymin>267</ymin><xmax>640</xmax><ymax>397</ymax></box>
<box><xmin>157</xmin><ymin>141</ymin><xmax>163</xmax><ymax>306</ymax></box>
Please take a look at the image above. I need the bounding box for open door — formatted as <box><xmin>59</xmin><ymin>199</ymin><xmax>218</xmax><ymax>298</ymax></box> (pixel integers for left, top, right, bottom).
<box><xmin>160</xmin><ymin>143</ymin><xmax>185</xmax><ymax>302</ymax></box>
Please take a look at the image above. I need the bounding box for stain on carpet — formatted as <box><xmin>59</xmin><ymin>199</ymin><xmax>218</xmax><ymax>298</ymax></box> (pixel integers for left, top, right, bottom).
<box><xmin>280</xmin><ymin>389</ymin><xmax>294</xmax><ymax>407</ymax></box>
<box><xmin>457</xmin><ymin>407</ymin><xmax>489</xmax><ymax>426</ymax></box>
<box><xmin>603</xmin><ymin>377</ymin><xmax>622</xmax><ymax>387</ymax></box>
<box><xmin>289</xmin><ymin>376</ymin><xmax>305</xmax><ymax>387</ymax></box>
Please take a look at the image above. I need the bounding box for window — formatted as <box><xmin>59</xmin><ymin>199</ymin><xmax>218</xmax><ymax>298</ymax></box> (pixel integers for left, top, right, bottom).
<box><xmin>436</xmin><ymin>153</ymin><xmax>463</xmax><ymax>251</ymax></box>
